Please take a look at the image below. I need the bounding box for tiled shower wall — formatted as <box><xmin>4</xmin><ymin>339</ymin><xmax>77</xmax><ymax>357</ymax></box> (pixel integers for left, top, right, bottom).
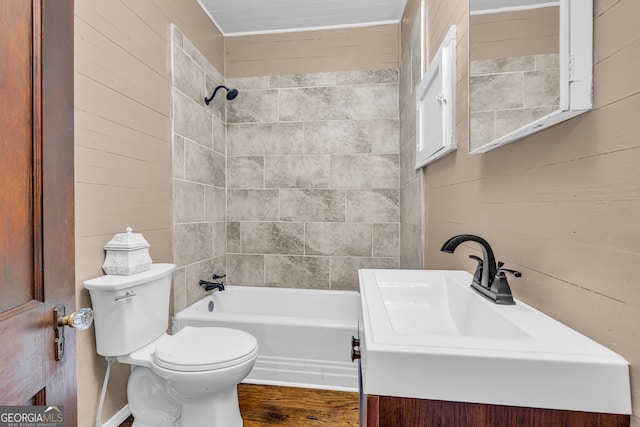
<box><xmin>224</xmin><ymin>71</ymin><xmax>401</xmax><ymax>291</ymax></box>
<box><xmin>171</xmin><ymin>28</ymin><xmax>404</xmax><ymax>298</ymax></box>
<box><xmin>398</xmin><ymin>11</ymin><xmax>424</xmax><ymax>269</ymax></box>
<box><xmin>469</xmin><ymin>54</ymin><xmax>560</xmax><ymax>151</ymax></box>
<box><xmin>171</xmin><ymin>26</ymin><xmax>227</xmax><ymax>312</ymax></box>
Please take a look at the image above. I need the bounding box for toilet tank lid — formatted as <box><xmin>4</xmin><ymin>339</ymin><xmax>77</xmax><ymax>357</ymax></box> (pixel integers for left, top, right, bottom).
<box><xmin>84</xmin><ymin>263</ymin><xmax>175</xmax><ymax>291</ymax></box>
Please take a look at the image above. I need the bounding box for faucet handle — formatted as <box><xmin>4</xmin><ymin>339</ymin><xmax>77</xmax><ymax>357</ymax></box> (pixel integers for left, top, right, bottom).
<box><xmin>497</xmin><ymin>268</ymin><xmax>522</xmax><ymax>278</ymax></box>
<box><xmin>212</xmin><ymin>274</ymin><xmax>226</xmax><ymax>280</ymax></box>
<box><xmin>469</xmin><ymin>255</ymin><xmax>484</xmax><ymax>287</ymax></box>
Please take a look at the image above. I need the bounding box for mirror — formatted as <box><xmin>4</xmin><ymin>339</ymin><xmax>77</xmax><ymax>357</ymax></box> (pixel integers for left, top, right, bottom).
<box><xmin>468</xmin><ymin>0</ymin><xmax>593</xmax><ymax>154</ymax></box>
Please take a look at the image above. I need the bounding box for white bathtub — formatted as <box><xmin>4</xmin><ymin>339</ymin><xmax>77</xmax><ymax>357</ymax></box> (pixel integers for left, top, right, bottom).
<box><xmin>172</xmin><ymin>286</ymin><xmax>360</xmax><ymax>392</ymax></box>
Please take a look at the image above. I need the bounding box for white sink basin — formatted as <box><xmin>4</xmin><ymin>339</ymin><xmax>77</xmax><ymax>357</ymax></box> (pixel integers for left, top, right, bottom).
<box><xmin>358</xmin><ymin>269</ymin><xmax>631</xmax><ymax>414</ymax></box>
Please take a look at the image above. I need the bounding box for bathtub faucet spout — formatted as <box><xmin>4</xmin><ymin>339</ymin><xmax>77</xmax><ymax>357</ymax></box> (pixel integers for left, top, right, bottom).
<box><xmin>199</xmin><ymin>274</ymin><xmax>225</xmax><ymax>292</ymax></box>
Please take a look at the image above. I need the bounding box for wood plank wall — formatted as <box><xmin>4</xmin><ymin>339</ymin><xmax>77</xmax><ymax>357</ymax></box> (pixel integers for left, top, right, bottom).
<box><xmin>470</xmin><ymin>7</ymin><xmax>559</xmax><ymax>61</ymax></box>
<box><xmin>414</xmin><ymin>1</ymin><xmax>640</xmax><ymax>425</ymax></box>
<box><xmin>74</xmin><ymin>1</ymin><xmax>222</xmax><ymax>426</ymax></box>
<box><xmin>225</xmin><ymin>24</ymin><xmax>399</xmax><ymax>77</ymax></box>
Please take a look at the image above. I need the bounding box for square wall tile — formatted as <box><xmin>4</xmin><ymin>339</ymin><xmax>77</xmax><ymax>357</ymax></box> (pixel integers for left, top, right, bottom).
<box><xmin>227</xmin><ymin>189</ymin><xmax>279</xmax><ymax>221</ymax></box>
<box><xmin>227</xmin><ymin>254</ymin><xmax>264</xmax><ymax>286</ymax></box>
<box><xmin>265</xmin><ymin>155</ymin><xmax>330</xmax><ymax>188</ymax></box>
<box><xmin>264</xmin><ymin>255</ymin><xmax>330</xmax><ymax>289</ymax></box>
<box><xmin>280</xmin><ymin>189</ymin><xmax>345</xmax><ymax>222</ymax></box>
<box><xmin>240</xmin><ymin>222</ymin><xmax>305</xmax><ymax>255</ymax></box>
<box><xmin>305</xmin><ymin>223</ymin><xmax>372</xmax><ymax>257</ymax></box>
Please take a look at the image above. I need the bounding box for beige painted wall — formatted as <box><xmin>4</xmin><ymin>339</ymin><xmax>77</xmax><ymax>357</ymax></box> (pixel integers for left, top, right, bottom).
<box><xmin>418</xmin><ymin>0</ymin><xmax>640</xmax><ymax>424</ymax></box>
<box><xmin>225</xmin><ymin>24</ymin><xmax>399</xmax><ymax>77</ymax></box>
<box><xmin>74</xmin><ymin>1</ymin><xmax>222</xmax><ymax>425</ymax></box>
<box><xmin>470</xmin><ymin>6</ymin><xmax>559</xmax><ymax>61</ymax></box>
<box><xmin>74</xmin><ymin>1</ymin><xmax>401</xmax><ymax>424</ymax></box>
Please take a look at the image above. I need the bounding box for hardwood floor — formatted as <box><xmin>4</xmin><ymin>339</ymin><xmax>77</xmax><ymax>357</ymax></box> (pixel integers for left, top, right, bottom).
<box><xmin>118</xmin><ymin>384</ymin><xmax>359</xmax><ymax>427</ymax></box>
<box><xmin>239</xmin><ymin>384</ymin><xmax>359</xmax><ymax>426</ymax></box>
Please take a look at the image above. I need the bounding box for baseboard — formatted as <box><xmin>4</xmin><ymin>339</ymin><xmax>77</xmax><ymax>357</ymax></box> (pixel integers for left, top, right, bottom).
<box><xmin>101</xmin><ymin>405</ymin><xmax>131</xmax><ymax>427</ymax></box>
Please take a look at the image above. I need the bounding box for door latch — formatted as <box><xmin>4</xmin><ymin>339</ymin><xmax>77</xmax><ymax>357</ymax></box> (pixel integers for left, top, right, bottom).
<box><xmin>53</xmin><ymin>304</ymin><xmax>94</xmax><ymax>361</ymax></box>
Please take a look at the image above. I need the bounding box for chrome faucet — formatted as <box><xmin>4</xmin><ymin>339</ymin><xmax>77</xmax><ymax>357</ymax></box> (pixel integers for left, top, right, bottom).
<box><xmin>440</xmin><ymin>234</ymin><xmax>521</xmax><ymax>305</ymax></box>
<box><xmin>199</xmin><ymin>274</ymin><xmax>226</xmax><ymax>292</ymax></box>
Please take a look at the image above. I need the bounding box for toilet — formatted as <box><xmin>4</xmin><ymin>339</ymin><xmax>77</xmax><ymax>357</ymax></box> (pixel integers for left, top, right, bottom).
<box><xmin>84</xmin><ymin>263</ymin><xmax>258</xmax><ymax>427</ymax></box>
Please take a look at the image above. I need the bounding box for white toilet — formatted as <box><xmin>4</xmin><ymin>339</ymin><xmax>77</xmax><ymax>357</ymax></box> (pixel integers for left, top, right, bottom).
<box><xmin>84</xmin><ymin>263</ymin><xmax>258</xmax><ymax>427</ymax></box>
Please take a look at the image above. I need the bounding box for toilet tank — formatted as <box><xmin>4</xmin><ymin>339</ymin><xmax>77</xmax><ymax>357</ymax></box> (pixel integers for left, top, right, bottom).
<box><xmin>84</xmin><ymin>263</ymin><xmax>176</xmax><ymax>356</ymax></box>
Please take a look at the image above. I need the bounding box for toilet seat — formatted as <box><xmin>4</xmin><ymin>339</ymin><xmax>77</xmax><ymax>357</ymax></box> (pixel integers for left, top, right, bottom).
<box><xmin>153</xmin><ymin>326</ymin><xmax>258</xmax><ymax>372</ymax></box>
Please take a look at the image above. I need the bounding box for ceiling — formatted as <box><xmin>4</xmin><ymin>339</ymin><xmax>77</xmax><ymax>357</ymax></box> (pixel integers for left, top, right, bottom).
<box><xmin>197</xmin><ymin>0</ymin><xmax>409</xmax><ymax>36</ymax></box>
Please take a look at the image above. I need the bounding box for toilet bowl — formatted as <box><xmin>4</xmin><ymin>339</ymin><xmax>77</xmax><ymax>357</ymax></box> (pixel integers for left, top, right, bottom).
<box><xmin>84</xmin><ymin>263</ymin><xmax>258</xmax><ymax>427</ymax></box>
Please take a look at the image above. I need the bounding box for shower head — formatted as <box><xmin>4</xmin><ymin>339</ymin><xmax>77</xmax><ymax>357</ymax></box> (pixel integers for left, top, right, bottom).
<box><xmin>204</xmin><ymin>85</ymin><xmax>239</xmax><ymax>105</ymax></box>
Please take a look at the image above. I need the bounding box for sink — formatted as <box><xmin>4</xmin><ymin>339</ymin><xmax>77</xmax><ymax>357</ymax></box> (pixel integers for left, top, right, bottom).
<box><xmin>358</xmin><ymin>269</ymin><xmax>631</xmax><ymax>414</ymax></box>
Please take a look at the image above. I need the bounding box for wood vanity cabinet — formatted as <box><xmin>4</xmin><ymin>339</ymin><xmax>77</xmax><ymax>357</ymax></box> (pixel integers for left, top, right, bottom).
<box><xmin>364</xmin><ymin>394</ymin><xmax>629</xmax><ymax>427</ymax></box>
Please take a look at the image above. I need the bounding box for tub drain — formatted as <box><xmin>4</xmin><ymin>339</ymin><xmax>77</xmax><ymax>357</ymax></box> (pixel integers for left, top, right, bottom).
<box><xmin>208</xmin><ymin>300</ymin><xmax>214</xmax><ymax>312</ymax></box>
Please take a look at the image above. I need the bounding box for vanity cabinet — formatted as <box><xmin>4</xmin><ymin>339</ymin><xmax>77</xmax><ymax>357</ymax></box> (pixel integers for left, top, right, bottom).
<box><xmin>362</xmin><ymin>394</ymin><xmax>629</xmax><ymax>427</ymax></box>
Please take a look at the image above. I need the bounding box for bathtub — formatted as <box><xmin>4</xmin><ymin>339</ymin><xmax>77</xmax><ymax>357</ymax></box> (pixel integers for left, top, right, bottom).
<box><xmin>172</xmin><ymin>286</ymin><xmax>360</xmax><ymax>392</ymax></box>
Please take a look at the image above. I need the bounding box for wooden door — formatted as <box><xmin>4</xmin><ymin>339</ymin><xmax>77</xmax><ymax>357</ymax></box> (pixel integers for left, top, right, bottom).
<box><xmin>0</xmin><ymin>0</ymin><xmax>75</xmax><ymax>423</ymax></box>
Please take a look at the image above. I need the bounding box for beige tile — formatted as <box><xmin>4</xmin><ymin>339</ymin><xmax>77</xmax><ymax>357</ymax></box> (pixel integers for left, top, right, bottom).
<box><xmin>400</xmin><ymin>179</ymin><xmax>423</xmax><ymax>228</ymax></box>
<box><xmin>227</xmin><ymin>89</ymin><xmax>279</xmax><ymax>123</ymax></box>
<box><xmin>227</xmin><ymin>189</ymin><xmax>279</xmax><ymax>221</ymax></box>
<box><xmin>469</xmin><ymin>111</ymin><xmax>497</xmax><ymax>151</ymax></box>
<box><xmin>183</xmin><ymin>36</ymin><xmax>223</xmax><ymax>85</ymax></box>
<box><xmin>400</xmin><ymin>224</ymin><xmax>423</xmax><ymax>269</ymax></box>
<box><xmin>269</xmin><ymin>72</ymin><xmax>336</xmax><ymax>88</ymax></box>
<box><xmin>172</xmin><ymin>25</ymin><xmax>183</xmax><ymax>48</ymax></box>
<box><xmin>173</xmin><ymin>180</ymin><xmax>204</xmax><ymax>223</ymax></box>
<box><xmin>264</xmin><ymin>255</ymin><xmax>330</xmax><ymax>289</ymax></box>
<box><xmin>171</xmin><ymin>267</ymin><xmax>187</xmax><ymax>315</ymax></box>
<box><xmin>213</xmin><ymin>221</ymin><xmax>226</xmax><ymax>257</ymax></box>
<box><xmin>227</xmin><ymin>122</ymin><xmax>304</xmax><ymax>156</ymax></box>
<box><xmin>305</xmin><ymin>223</ymin><xmax>372</xmax><ymax>256</ymax></box>
<box><xmin>304</xmin><ymin>119</ymin><xmax>399</xmax><ymax>155</ymax></box>
<box><xmin>172</xmin><ymin>134</ymin><xmax>185</xmax><ymax>180</ymax></box>
<box><xmin>470</xmin><ymin>56</ymin><xmax>535</xmax><ymax>76</ymax></box>
<box><xmin>279</xmin><ymin>85</ymin><xmax>399</xmax><ymax>122</ymax></box>
<box><xmin>370</xmin><ymin>119</ymin><xmax>400</xmax><ymax>154</ymax></box>
<box><xmin>227</xmin><ymin>156</ymin><xmax>264</xmax><ymax>188</ymax></box>
<box><xmin>373</xmin><ymin>223</ymin><xmax>400</xmax><ymax>258</ymax></box>
<box><xmin>184</xmin><ymin>140</ymin><xmax>225</xmax><ymax>187</ymax></box>
<box><xmin>524</xmin><ymin>69</ymin><xmax>560</xmax><ymax>108</ymax></box>
<box><xmin>226</xmin><ymin>254</ymin><xmax>264</xmax><ymax>286</ymax></box>
<box><xmin>330</xmin><ymin>257</ymin><xmax>399</xmax><ymax>291</ymax></box>
<box><xmin>204</xmin><ymin>75</ymin><xmax>226</xmax><ymax>122</ymax></box>
<box><xmin>212</xmin><ymin>116</ymin><xmax>226</xmax><ymax>155</ymax></box>
<box><xmin>346</xmin><ymin>189</ymin><xmax>399</xmax><ymax>222</ymax></box>
<box><xmin>225</xmin><ymin>76</ymin><xmax>270</xmax><ymax>91</ymax></box>
<box><xmin>535</xmin><ymin>53</ymin><xmax>560</xmax><ymax>70</ymax></box>
<box><xmin>331</xmin><ymin>154</ymin><xmax>399</xmax><ymax>189</ymax></box>
<box><xmin>172</xmin><ymin>46</ymin><xmax>205</xmax><ymax>104</ymax></box>
<box><xmin>280</xmin><ymin>189</ymin><xmax>345</xmax><ymax>222</ymax></box>
<box><xmin>264</xmin><ymin>155</ymin><xmax>330</xmax><ymax>188</ymax></box>
<box><xmin>205</xmin><ymin>186</ymin><xmax>226</xmax><ymax>222</ymax></box>
<box><xmin>399</xmin><ymin>97</ymin><xmax>416</xmax><ymax>147</ymax></box>
<box><xmin>400</xmin><ymin>135</ymin><xmax>421</xmax><ymax>186</ymax></box>
<box><xmin>173</xmin><ymin>90</ymin><xmax>212</xmax><ymax>148</ymax></box>
<box><xmin>336</xmin><ymin>69</ymin><xmax>399</xmax><ymax>85</ymax></box>
<box><xmin>304</xmin><ymin>121</ymin><xmax>371</xmax><ymax>154</ymax></box>
<box><xmin>469</xmin><ymin>73</ymin><xmax>523</xmax><ymax>113</ymax></box>
<box><xmin>227</xmin><ymin>222</ymin><xmax>241</xmax><ymax>253</ymax></box>
<box><xmin>185</xmin><ymin>256</ymin><xmax>226</xmax><ymax>306</ymax></box>
<box><xmin>240</xmin><ymin>222</ymin><xmax>305</xmax><ymax>255</ymax></box>
<box><xmin>173</xmin><ymin>223</ymin><xmax>213</xmax><ymax>267</ymax></box>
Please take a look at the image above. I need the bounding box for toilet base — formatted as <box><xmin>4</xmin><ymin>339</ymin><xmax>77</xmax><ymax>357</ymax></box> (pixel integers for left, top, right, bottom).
<box><xmin>180</xmin><ymin>385</ymin><xmax>242</xmax><ymax>427</ymax></box>
<box><xmin>127</xmin><ymin>365</ymin><xmax>245</xmax><ymax>427</ymax></box>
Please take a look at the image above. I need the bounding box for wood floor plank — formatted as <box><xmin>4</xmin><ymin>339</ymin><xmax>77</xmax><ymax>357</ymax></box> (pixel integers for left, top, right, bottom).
<box><xmin>238</xmin><ymin>384</ymin><xmax>359</xmax><ymax>427</ymax></box>
<box><xmin>119</xmin><ymin>384</ymin><xmax>360</xmax><ymax>427</ymax></box>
